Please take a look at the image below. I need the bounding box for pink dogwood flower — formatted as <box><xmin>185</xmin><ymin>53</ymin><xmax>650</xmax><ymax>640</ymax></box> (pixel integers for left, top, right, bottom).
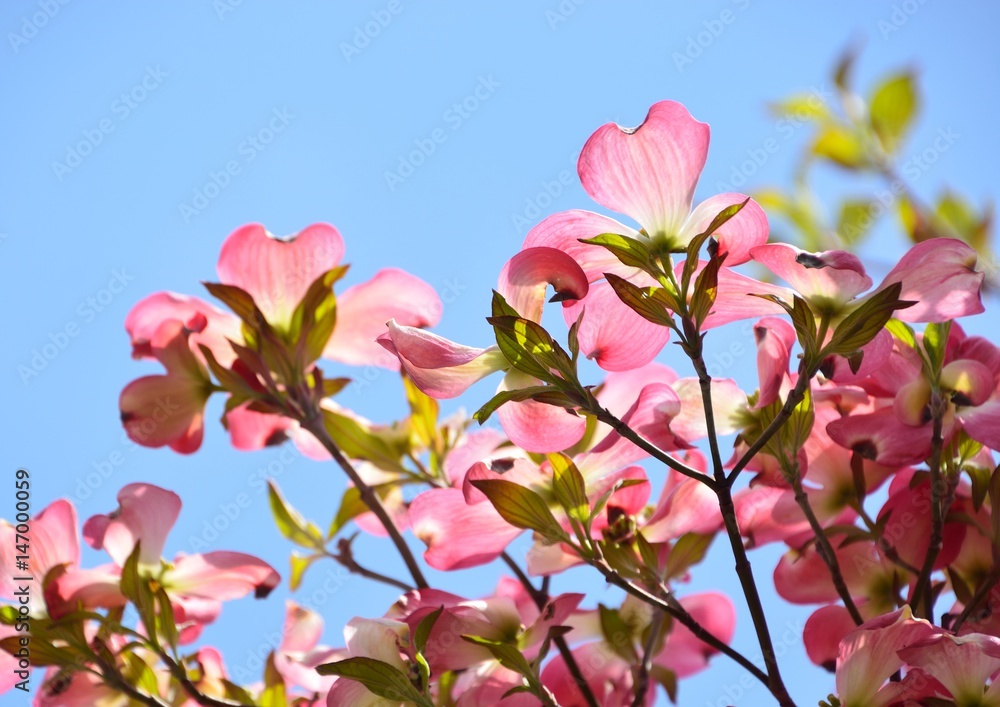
<box><xmin>65</xmin><ymin>483</ymin><xmax>279</xmax><ymax>643</ymax></box>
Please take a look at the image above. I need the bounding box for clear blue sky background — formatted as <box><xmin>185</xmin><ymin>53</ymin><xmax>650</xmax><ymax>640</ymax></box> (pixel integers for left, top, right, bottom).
<box><xmin>3</xmin><ymin>2</ymin><xmax>998</xmax><ymax>705</ymax></box>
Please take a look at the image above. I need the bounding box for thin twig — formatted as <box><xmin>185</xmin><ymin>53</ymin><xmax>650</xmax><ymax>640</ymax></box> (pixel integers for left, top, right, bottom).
<box><xmin>326</xmin><ymin>540</ymin><xmax>414</xmax><ymax>593</ymax></box>
<box><xmin>910</xmin><ymin>408</ymin><xmax>946</xmax><ymax>620</ymax></box>
<box><xmin>951</xmin><ymin>567</ymin><xmax>1000</xmax><ymax>633</ymax></box>
<box><xmin>500</xmin><ymin>552</ymin><xmax>600</xmax><ymax>707</ymax></box>
<box><xmin>631</xmin><ymin>609</ymin><xmax>665</xmax><ymax>707</ymax></box>
<box><xmin>299</xmin><ymin>412</ymin><xmax>429</xmax><ymax>590</ymax></box>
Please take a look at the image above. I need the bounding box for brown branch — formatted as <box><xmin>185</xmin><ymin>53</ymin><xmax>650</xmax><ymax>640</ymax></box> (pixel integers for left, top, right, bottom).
<box><xmin>909</xmin><ymin>407</ymin><xmax>946</xmax><ymax>620</ymax></box>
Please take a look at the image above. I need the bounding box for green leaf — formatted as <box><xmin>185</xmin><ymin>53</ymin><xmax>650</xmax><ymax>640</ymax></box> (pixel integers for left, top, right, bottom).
<box><xmin>203</xmin><ymin>281</ymin><xmax>268</xmax><ymax>329</ymax></box>
<box><xmin>469</xmin><ymin>479</ymin><xmax>566</xmax><ymax>540</ymax></box>
<box><xmin>316</xmin><ymin>657</ymin><xmax>434</xmax><ymax>707</ymax></box>
<box><xmin>473</xmin><ymin>386</ymin><xmax>576</xmax><ymax>426</ymax></box>
<box><xmin>415</xmin><ymin>606</ymin><xmax>444</xmax><ymax>655</ymax></box>
<box><xmin>260</xmin><ymin>652</ymin><xmax>288</xmax><ymax>707</ymax></box>
<box><xmin>548</xmin><ymin>453</ymin><xmax>588</xmax><ymax>522</ymax></box>
<box><xmin>580</xmin><ymin>233</ymin><xmax>656</xmax><ymax>272</ymax></box>
<box><xmin>664</xmin><ymin>533</ymin><xmax>714</xmax><ymax>580</ymax></box>
<box><xmin>404</xmin><ymin>375</ymin><xmax>440</xmax><ymax>450</ymax></box>
<box><xmin>781</xmin><ymin>387</ymin><xmax>815</xmax><ymax>454</ymax></box>
<box><xmin>650</xmin><ymin>665</ymin><xmax>679</xmax><ymax>703</ymax></box>
<box><xmin>198</xmin><ymin>343</ymin><xmax>258</xmax><ymax>397</ymax></box>
<box><xmin>689</xmin><ymin>249</ymin><xmax>725</xmax><ymax>328</ymax></box>
<box><xmin>328</xmin><ymin>486</ymin><xmax>367</xmax><ymax>539</ymax></box>
<box><xmin>268</xmin><ymin>481</ymin><xmax>325</xmax><ymax>550</ymax></box>
<box><xmin>322</xmin><ymin>408</ymin><xmax>408</xmax><ymax>473</ymax></box>
<box><xmin>461</xmin><ymin>636</ymin><xmax>545</xmax><ymax>696</ymax></box>
<box><xmin>812</xmin><ymin>125</ymin><xmax>867</xmax><ymax>169</ymax></box>
<box><xmin>154</xmin><ymin>586</ymin><xmax>178</xmax><ymax>651</ymax></box>
<box><xmin>681</xmin><ymin>198</ymin><xmax>747</xmax><ymax>291</ymax></box>
<box><xmin>488</xmin><ymin>313</ymin><xmax>575</xmax><ymax>384</ymax></box>
<box><xmin>869</xmin><ymin>72</ymin><xmax>918</xmax><ymax>153</ymax></box>
<box><xmin>598</xmin><ymin>605</ymin><xmax>638</xmax><ymax>663</ymax></box>
<box><xmin>289</xmin><ymin>552</ymin><xmax>319</xmax><ymax>591</ymax></box>
<box><xmin>123</xmin><ymin>653</ymin><xmax>161</xmax><ymax>698</ymax></box>
<box><xmin>885</xmin><ymin>319</ymin><xmax>918</xmax><ymax>351</ymax></box>
<box><xmin>120</xmin><ymin>543</ymin><xmax>158</xmax><ymax>646</ymax></box>
<box><xmin>825</xmin><ymin>283</ymin><xmax>915</xmax><ymax>356</ymax></box>
<box><xmin>289</xmin><ymin>265</ymin><xmax>349</xmax><ymax>366</ymax></box>
<box><xmin>604</xmin><ymin>273</ymin><xmax>676</xmax><ymax>328</ymax></box>
<box><xmin>0</xmin><ymin>635</ymin><xmax>79</xmax><ymax>667</ymax></box>
<box><xmin>922</xmin><ymin>321</ymin><xmax>952</xmax><ymax>375</ymax></box>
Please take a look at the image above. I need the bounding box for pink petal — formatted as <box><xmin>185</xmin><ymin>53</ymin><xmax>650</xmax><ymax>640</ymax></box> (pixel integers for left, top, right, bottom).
<box><xmin>734</xmin><ymin>486</ymin><xmax>809</xmax><ymax>547</ymax></box>
<box><xmin>324</xmin><ymin>268</ymin><xmax>442</xmax><ymax>368</ymax></box>
<box><xmin>522</xmin><ymin>209</ymin><xmax>640</xmax><ymax>282</ymax></box>
<box><xmin>701</xmin><ymin>266</ymin><xmax>792</xmax><ymax>329</ymax></box>
<box><xmin>824</xmin><ymin>328</ymin><xmax>893</xmax><ymax>385</ymax></box>
<box><xmin>498</xmin><ymin>247</ymin><xmax>589</xmax><ymax>322</ymax></box>
<box><xmin>167</xmin><ymin>551</ymin><xmax>280</xmax><ymax>601</ymax></box>
<box><xmin>671</xmin><ymin>377</ymin><xmax>748</xmax><ymax>442</ymax></box>
<box><xmin>561</xmin><ymin>279</ymin><xmax>670</xmax><ymax>372</ymax></box>
<box><xmin>753</xmin><ymin>317</ymin><xmax>796</xmax><ymax>408</ymax></box>
<box><xmin>224</xmin><ymin>404</ymin><xmax>292</xmax><ymax>452</ymax></box>
<box><xmin>750</xmin><ymin>243</ymin><xmax>872</xmax><ymax>306</ymax></box>
<box><xmin>804</xmin><ymin>604</ymin><xmax>857</xmax><ymax>670</ymax></box>
<box><xmin>125</xmin><ymin>291</ymin><xmax>242</xmax><ymax>366</ymax></box>
<box><xmin>443</xmin><ymin>428</ymin><xmax>511</xmax><ymax>486</ymax></box>
<box><xmin>409</xmin><ymin>488</ymin><xmax>522</xmax><ymax>570</ymax></box>
<box><xmin>0</xmin><ymin>499</ymin><xmax>78</xmax><ymax>600</ymax></box>
<box><xmin>679</xmin><ymin>193</ymin><xmax>769</xmax><ymax>265</ymax></box>
<box><xmin>877</xmin><ymin>238</ymin><xmax>984</xmax><ymax>323</ymax></box>
<box><xmin>280</xmin><ymin>600</ymin><xmax>324</xmax><ymax>653</ymax></box>
<box><xmin>656</xmin><ymin>592</ymin><xmax>736</xmax><ymax>678</ymax></box>
<box><xmin>496</xmin><ymin>370</ymin><xmax>586</xmax><ymax>453</ymax></box>
<box><xmin>898</xmin><ymin>632</ymin><xmax>1000</xmax><ymax>703</ymax></box>
<box><xmin>579</xmin><ymin>100</ymin><xmax>709</xmax><ymax>238</ymax></box>
<box><xmin>587</xmin><ymin>382</ymin><xmax>684</xmax><ymax>469</ymax></box>
<box><xmin>84</xmin><ymin>483</ymin><xmax>181</xmax><ymax>567</ymax></box>
<box><xmin>643</xmin><ymin>475</ymin><xmax>721</xmax><ymax>542</ymax></box>
<box><xmin>877</xmin><ymin>480</ymin><xmax>966</xmax><ymax>572</ymax></box>
<box><xmin>45</xmin><ymin>564</ymin><xmax>126</xmax><ymax>619</ymax></box>
<box><xmin>378</xmin><ymin>321</ymin><xmax>508</xmax><ymax>398</ymax></box>
<box><xmin>343</xmin><ymin>617</ymin><xmax>410</xmax><ymax>671</ymax></box>
<box><xmin>960</xmin><ymin>399</ymin><xmax>1000</xmax><ymax>450</ymax></box>
<box><xmin>826</xmin><ymin>408</ymin><xmax>933</xmax><ymax>466</ymax></box>
<box><xmin>216</xmin><ymin>222</ymin><xmax>345</xmax><ymax>326</ymax></box>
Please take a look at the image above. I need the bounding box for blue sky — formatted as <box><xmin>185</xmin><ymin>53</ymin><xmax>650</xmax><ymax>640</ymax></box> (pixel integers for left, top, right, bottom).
<box><xmin>3</xmin><ymin>2</ymin><xmax>998</xmax><ymax>705</ymax></box>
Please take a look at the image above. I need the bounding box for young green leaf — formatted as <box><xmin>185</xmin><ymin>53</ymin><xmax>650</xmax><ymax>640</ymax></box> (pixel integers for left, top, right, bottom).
<box><xmin>469</xmin><ymin>479</ymin><xmax>566</xmax><ymax>540</ymax></box>
<box><xmin>316</xmin><ymin>657</ymin><xmax>434</xmax><ymax>707</ymax></box>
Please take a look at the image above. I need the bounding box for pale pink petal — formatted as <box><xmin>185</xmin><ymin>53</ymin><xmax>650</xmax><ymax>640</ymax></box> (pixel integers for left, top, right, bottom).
<box><xmin>172</xmin><ymin>594</ymin><xmax>223</xmax><ymax>644</ymax></box>
<box><xmin>656</xmin><ymin>592</ymin><xmax>736</xmax><ymax>678</ymax></box>
<box><xmin>378</xmin><ymin>321</ymin><xmax>508</xmax><ymax>398</ymax></box>
<box><xmin>166</xmin><ymin>551</ymin><xmax>280</xmax><ymax>600</ymax></box>
<box><xmin>526</xmin><ymin>539</ymin><xmax>582</xmax><ymax>576</ymax></box>
<box><xmin>498</xmin><ymin>247</ymin><xmax>589</xmax><ymax>322</ymax></box>
<box><xmin>281</xmin><ymin>600</ymin><xmax>323</xmax><ymax>653</ymax></box>
<box><xmin>443</xmin><ymin>429</ymin><xmax>511</xmax><ymax>486</ymax></box>
<box><xmin>120</xmin><ymin>374</ymin><xmax>208</xmax><ymax>454</ymax></box>
<box><xmin>734</xmin><ymin>486</ymin><xmax>809</xmax><ymax>547</ymax></box>
<box><xmin>37</xmin><ymin>669</ymin><xmax>127</xmax><ymax>707</ymax></box>
<box><xmin>898</xmin><ymin>632</ymin><xmax>1000</xmax><ymax>704</ymax></box>
<box><xmin>644</xmin><ymin>476</ymin><xmax>721</xmax><ymax>542</ymax></box>
<box><xmin>877</xmin><ymin>480</ymin><xmax>966</xmax><ymax>572</ymax></box>
<box><xmin>324</xmin><ymin>268</ymin><xmax>442</xmax><ymax>368</ymax></box>
<box><xmin>543</xmin><ymin>642</ymin><xmax>635</xmax><ymax>706</ymax></box>
<box><xmin>409</xmin><ymin>488</ymin><xmax>522</xmax><ymax>570</ymax></box>
<box><xmin>0</xmin><ymin>499</ymin><xmax>78</xmax><ymax>600</ymax></box>
<box><xmin>84</xmin><ymin>483</ymin><xmax>181</xmax><ymax>567</ymax></box>
<box><xmin>45</xmin><ymin>564</ymin><xmax>126</xmax><ymax>619</ymax></box>
<box><xmin>216</xmin><ymin>222</ymin><xmax>345</xmax><ymax>326</ymax></box>
<box><xmin>522</xmin><ymin>209</ymin><xmax>641</xmax><ymax>282</ymax></box>
<box><xmin>750</xmin><ymin>243</ymin><xmax>872</xmax><ymax>306</ymax></box>
<box><xmin>579</xmin><ymin>100</ymin><xmax>709</xmax><ymax>238</ymax></box>
<box><xmin>877</xmin><ymin>238</ymin><xmax>984</xmax><ymax>323</ymax></box>
<box><xmin>701</xmin><ymin>266</ymin><xmax>792</xmax><ymax>329</ymax></box>
<box><xmin>586</xmin><ymin>382</ymin><xmax>684</xmax><ymax>470</ymax></box>
<box><xmin>343</xmin><ymin>617</ymin><xmax>410</xmax><ymax>672</ymax></box>
<box><xmin>679</xmin><ymin>193</ymin><xmax>769</xmax><ymax>265</ymax></box>
<box><xmin>960</xmin><ymin>399</ymin><xmax>1000</xmax><ymax>451</ymax></box>
<box><xmin>561</xmin><ymin>279</ymin><xmax>670</xmax><ymax>372</ymax></box>
<box><xmin>824</xmin><ymin>328</ymin><xmax>893</xmax><ymax>384</ymax></box>
<box><xmin>671</xmin><ymin>377</ymin><xmax>748</xmax><ymax>442</ymax></box>
<box><xmin>126</xmin><ymin>291</ymin><xmax>242</xmax><ymax>366</ymax></box>
<box><xmin>753</xmin><ymin>317</ymin><xmax>796</xmax><ymax>408</ymax></box>
<box><xmin>496</xmin><ymin>370</ymin><xmax>586</xmax><ymax>453</ymax></box>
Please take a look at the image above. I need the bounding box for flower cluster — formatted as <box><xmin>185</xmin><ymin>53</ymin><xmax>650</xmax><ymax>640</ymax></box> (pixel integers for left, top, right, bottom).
<box><xmin>3</xmin><ymin>97</ymin><xmax>995</xmax><ymax>706</ymax></box>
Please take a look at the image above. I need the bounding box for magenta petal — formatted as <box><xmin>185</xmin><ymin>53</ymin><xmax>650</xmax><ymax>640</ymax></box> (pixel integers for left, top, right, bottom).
<box><xmin>826</xmin><ymin>408</ymin><xmax>933</xmax><ymax>466</ymax></box>
<box><xmin>125</xmin><ymin>291</ymin><xmax>242</xmax><ymax>366</ymax></box>
<box><xmin>959</xmin><ymin>399</ymin><xmax>1000</xmax><ymax>450</ymax></box>
<box><xmin>561</xmin><ymin>279</ymin><xmax>670</xmax><ymax>372</ymax></box>
<box><xmin>656</xmin><ymin>592</ymin><xmax>736</xmax><ymax>678</ymax></box>
<box><xmin>84</xmin><ymin>483</ymin><xmax>181</xmax><ymax>567</ymax></box>
<box><xmin>46</xmin><ymin>565</ymin><xmax>126</xmax><ymax>619</ymax></box>
<box><xmin>443</xmin><ymin>428</ymin><xmax>510</xmax><ymax>486</ymax></box>
<box><xmin>324</xmin><ymin>268</ymin><xmax>442</xmax><ymax>368</ymax></box>
<box><xmin>498</xmin><ymin>247</ymin><xmax>589</xmax><ymax>321</ymax></box>
<box><xmin>216</xmin><ymin>222</ymin><xmax>345</xmax><ymax>326</ymax></box>
<box><xmin>225</xmin><ymin>404</ymin><xmax>292</xmax><ymax>451</ymax></box>
<box><xmin>522</xmin><ymin>209</ymin><xmax>640</xmax><ymax>282</ymax></box>
<box><xmin>167</xmin><ymin>551</ymin><xmax>280</xmax><ymax>600</ymax></box>
<box><xmin>378</xmin><ymin>321</ymin><xmax>508</xmax><ymax>398</ymax></box>
<box><xmin>751</xmin><ymin>243</ymin><xmax>872</xmax><ymax>305</ymax></box>
<box><xmin>754</xmin><ymin>317</ymin><xmax>796</xmax><ymax>408</ymax></box>
<box><xmin>877</xmin><ymin>238</ymin><xmax>984</xmax><ymax>323</ymax></box>
<box><xmin>804</xmin><ymin>605</ymin><xmax>857</xmax><ymax>670</ymax></box>
<box><xmin>496</xmin><ymin>370</ymin><xmax>586</xmax><ymax>453</ymax></box>
<box><xmin>579</xmin><ymin>101</ymin><xmax>709</xmax><ymax>238</ymax></box>
<box><xmin>681</xmin><ymin>193</ymin><xmax>769</xmax><ymax>265</ymax></box>
<box><xmin>825</xmin><ymin>328</ymin><xmax>893</xmax><ymax>385</ymax></box>
<box><xmin>409</xmin><ymin>488</ymin><xmax>522</xmax><ymax>570</ymax></box>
